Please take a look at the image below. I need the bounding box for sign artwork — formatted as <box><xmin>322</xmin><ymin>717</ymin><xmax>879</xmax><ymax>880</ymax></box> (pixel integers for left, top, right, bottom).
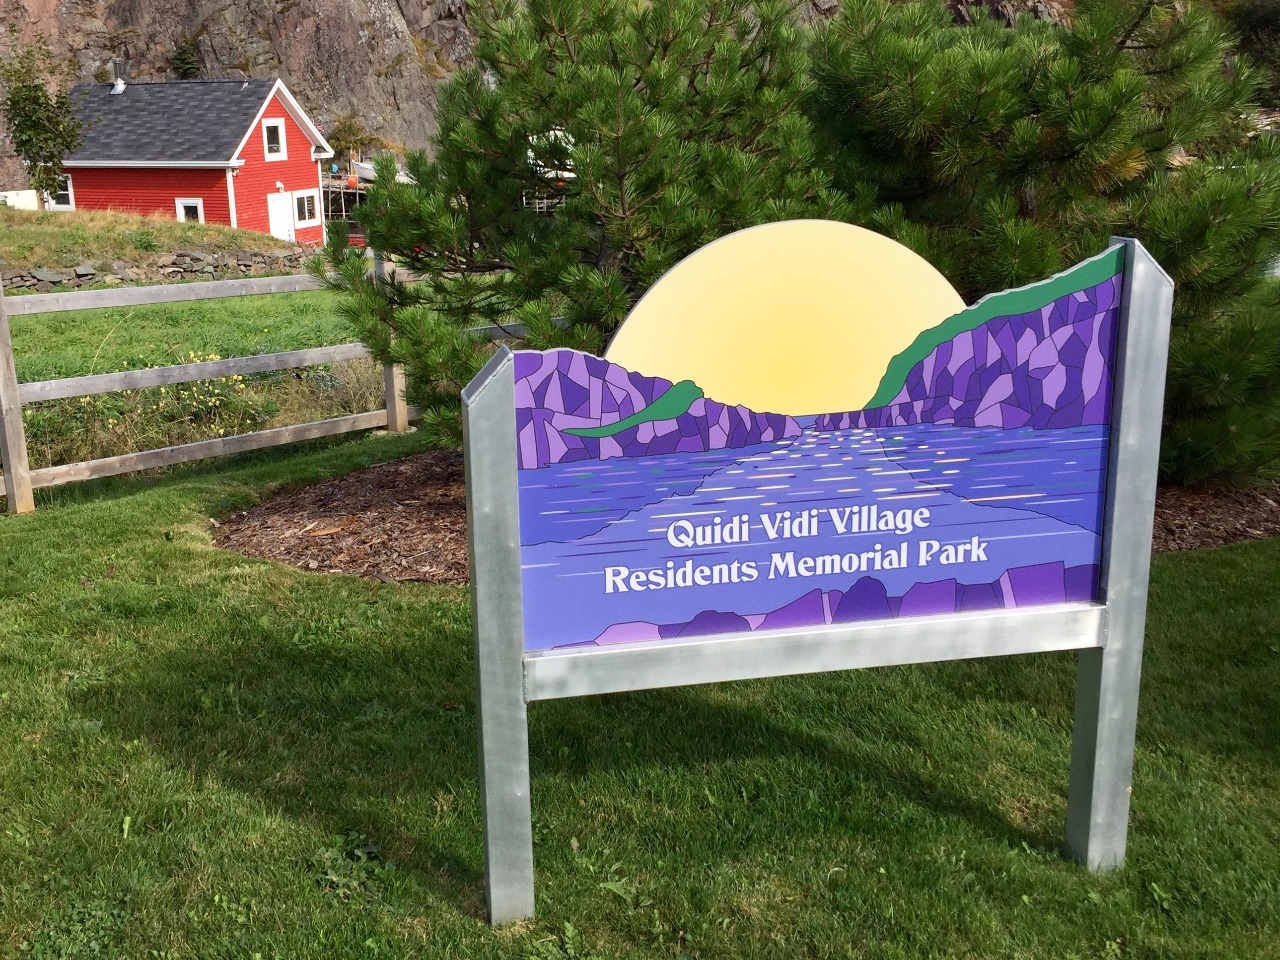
<box><xmin>515</xmin><ymin>223</ymin><xmax>1123</xmax><ymax>652</ymax></box>
<box><xmin>465</xmin><ymin>221</ymin><xmax>1173</xmax><ymax>925</ymax></box>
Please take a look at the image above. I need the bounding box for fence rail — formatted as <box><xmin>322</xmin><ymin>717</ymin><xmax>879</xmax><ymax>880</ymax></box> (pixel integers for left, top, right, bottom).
<box><xmin>28</xmin><ymin>410</ymin><xmax>393</xmax><ymax>490</ymax></box>
<box><xmin>19</xmin><ymin>343</ymin><xmax>374</xmax><ymax>404</ymax></box>
<box><xmin>0</xmin><ymin>271</ymin><xmax>416</xmax><ymax>515</ymax></box>
<box><xmin>1</xmin><ymin>273</ymin><xmax>325</xmax><ymax>316</ymax></box>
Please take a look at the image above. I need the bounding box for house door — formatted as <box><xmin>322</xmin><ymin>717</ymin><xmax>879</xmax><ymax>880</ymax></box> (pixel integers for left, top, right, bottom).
<box><xmin>267</xmin><ymin>192</ymin><xmax>295</xmax><ymax>242</ymax></box>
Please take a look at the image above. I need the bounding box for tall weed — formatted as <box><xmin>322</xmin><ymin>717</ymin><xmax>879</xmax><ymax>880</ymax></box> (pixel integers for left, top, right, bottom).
<box><xmin>22</xmin><ymin>356</ymin><xmax>384</xmax><ymax>470</ymax></box>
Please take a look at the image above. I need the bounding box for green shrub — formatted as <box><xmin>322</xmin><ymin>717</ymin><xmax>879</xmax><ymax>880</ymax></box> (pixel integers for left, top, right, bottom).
<box><xmin>123</xmin><ymin>229</ymin><xmax>158</xmax><ymax>253</ymax></box>
<box><xmin>324</xmin><ymin>0</ymin><xmax>844</xmax><ymax>447</ymax></box>
<box><xmin>810</xmin><ymin>0</ymin><xmax>1280</xmax><ymax>483</ymax></box>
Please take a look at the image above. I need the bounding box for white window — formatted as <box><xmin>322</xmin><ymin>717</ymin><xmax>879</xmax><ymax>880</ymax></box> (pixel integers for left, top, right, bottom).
<box><xmin>293</xmin><ymin>189</ymin><xmax>319</xmax><ymax>226</ymax></box>
<box><xmin>175</xmin><ymin>197</ymin><xmax>205</xmax><ymax>223</ymax></box>
<box><xmin>262</xmin><ymin>119</ymin><xmax>287</xmax><ymax>161</ymax></box>
<box><xmin>47</xmin><ymin>174</ymin><xmax>75</xmax><ymax>210</ymax></box>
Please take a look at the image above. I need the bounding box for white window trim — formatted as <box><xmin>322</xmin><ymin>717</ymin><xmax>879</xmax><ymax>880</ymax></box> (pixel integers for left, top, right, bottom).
<box><xmin>292</xmin><ymin>188</ymin><xmax>320</xmax><ymax>226</ymax></box>
<box><xmin>225</xmin><ymin>169</ymin><xmax>238</xmax><ymax>229</ymax></box>
<box><xmin>262</xmin><ymin>119</ymin><xmax>287</xmax><ymax>162</ymax></box>
<box><xmin>175</xmin><ymin>197</ymin><xmax>205</xmax><ymax>223</ymax></box>
<box><xmin>46</xmin><ymin>174</ymin><xmax>75</xmax><ymax>211</ymax></box>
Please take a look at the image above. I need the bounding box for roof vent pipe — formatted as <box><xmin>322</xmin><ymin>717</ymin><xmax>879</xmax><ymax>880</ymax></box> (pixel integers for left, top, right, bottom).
<box><xmin>109</xmin><ymin>57</ymin><xmax>127</xmax><ymax>94</ymax></box>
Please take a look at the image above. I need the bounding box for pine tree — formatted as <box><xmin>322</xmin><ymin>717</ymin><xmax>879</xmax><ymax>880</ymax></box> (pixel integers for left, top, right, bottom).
<box><xmin>809</xmin><ymin>0</ymin><xmax>1280</xmax><ymax>482</ymax></box>
<box><xmin>322</xmin><ymin>0</ymin><xmax>846</xmax><ymax>447</ymax></box>
<box><xmin>169</xmin><ymin>33</ymin><xmax>203</xmax><ymax>80</ymax></box>
<box><xmin>325</xmin><ymin>113</ymin><xmax>386</xmax><ymax>169</ymax></box>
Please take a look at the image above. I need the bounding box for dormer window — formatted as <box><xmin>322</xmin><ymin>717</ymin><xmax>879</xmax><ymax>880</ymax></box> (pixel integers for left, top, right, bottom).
<box><xmin>263</xmin><ymin>119</ymin><xmax>287</xmax><ymax>161</ymax></box>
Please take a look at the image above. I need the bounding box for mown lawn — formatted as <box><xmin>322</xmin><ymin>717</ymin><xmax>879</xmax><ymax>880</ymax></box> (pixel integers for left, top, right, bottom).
<box><xmin>0</xmin><ymin>434</ymin><xmax>1277</xmax><ymax>958</ymax></box>
<box><xmin>8</xmin><ymin>290</ymin><xmax>351</xmax><ymax>383</ymax></box>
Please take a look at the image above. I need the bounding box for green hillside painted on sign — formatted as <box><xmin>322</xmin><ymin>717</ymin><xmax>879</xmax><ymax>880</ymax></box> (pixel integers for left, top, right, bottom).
<box><xmin>563</xmin><ymin>379</ymin><xmax>705</xmax><ymax>438</ymax></box>
<box><xmin>864</xmin><ymin>246</ymin><xmax>1126</xmax><ymax>410</ymax></box>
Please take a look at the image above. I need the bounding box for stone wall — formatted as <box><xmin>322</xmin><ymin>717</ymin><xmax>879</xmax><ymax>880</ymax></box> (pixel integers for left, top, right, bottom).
<box><xmin>1</xmin><ymin>248</ymin><xmax>314</xmax><ymax>292</ymax></box>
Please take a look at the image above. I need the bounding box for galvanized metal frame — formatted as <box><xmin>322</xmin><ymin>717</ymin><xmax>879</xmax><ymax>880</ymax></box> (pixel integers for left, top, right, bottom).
<box><xmin>1064</xmin><ymin>238</ymin><xmax>1174</xmax><ymax>869</ymax></box>
<box><xmin>525</xmin><ymin>603</ymin><xmax>1105</xmax><ymax>701</ymax></box>
<box><xmin>463</xmin><ymin>349</ymin><xmax>535</xmax><ymax>925</ymax></box>
<box><xmin>465</xmin><ymin>239</ymin><xmax>1173</xmax><ymax>924</ymax></box>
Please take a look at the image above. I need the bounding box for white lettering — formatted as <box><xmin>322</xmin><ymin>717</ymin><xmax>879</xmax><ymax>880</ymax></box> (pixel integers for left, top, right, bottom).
<box><xmin>604</xmin><ymin>566</ymin><xmax>628</xmax><ymax>593</ymax></box>
<box><xmin>666</xmin><ymin>519</ymin><xmax>695</xmax><ymax>548</ymax></box>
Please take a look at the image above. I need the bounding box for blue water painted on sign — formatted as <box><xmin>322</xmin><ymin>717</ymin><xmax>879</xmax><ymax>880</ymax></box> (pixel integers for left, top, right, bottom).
<box><xmin>519</xmin><ymin>422</ymin><xmax>1108</xmax><ymax>652</ymax></box>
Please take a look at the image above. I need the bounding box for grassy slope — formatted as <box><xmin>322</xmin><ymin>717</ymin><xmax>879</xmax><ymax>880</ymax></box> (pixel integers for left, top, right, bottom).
<box><xmin>0</xmin><ymin>207</ymin><xmax>291</xmax><ymax>273</ymax></box>
<box><xmin>9</xmin><ymin>291</ymin><xmax>352</xmax><ymax>383</ymax></box>
<box><xmin>0</xmin><ymin>436</ymin><xmax>1276</xmax><ymax>958</ymax></box>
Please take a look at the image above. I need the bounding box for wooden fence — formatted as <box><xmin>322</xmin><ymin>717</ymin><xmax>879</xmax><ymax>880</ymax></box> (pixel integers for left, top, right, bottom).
<box><xmin>0</xmin><ymin>273</ymin><xmax>414</xmax><ymax>516</ymax></box>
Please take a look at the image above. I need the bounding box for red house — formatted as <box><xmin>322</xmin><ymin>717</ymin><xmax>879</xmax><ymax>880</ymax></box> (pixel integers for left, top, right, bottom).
<box><xmin>57</xmin><ymin>78</ymin><xmax>334</xmax><ymax>245</ymax></box>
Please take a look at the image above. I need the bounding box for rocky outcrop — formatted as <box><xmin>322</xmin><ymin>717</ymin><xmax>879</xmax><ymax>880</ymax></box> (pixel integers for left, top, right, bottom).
<box><xmin>0</xmin><ymin>0</ymin><xmax>1075</xmax><ymax>190</ymax></box>
<box><xmin>948</xmin><ymin>0</ymin><xmax>1073</xmax><ymax>27</ymax></box>
<box><xmin>514</xmin><ymin>349</ymin><xmax>801</xmax><ymax>470</ymax></box>
<box><xmin>0</xmin><ymin>0</ymin><xmax>473</xmax><ymax>187</ymax></box>
<box><xmin>817</xmin><ymin>274</ymin><xmax>1121</xmax><ymax>431</ymax></box>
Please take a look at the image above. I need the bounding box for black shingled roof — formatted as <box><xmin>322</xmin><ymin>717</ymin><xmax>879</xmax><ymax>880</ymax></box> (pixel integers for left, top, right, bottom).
<box><xmin>65</xmin><ymin>80</ymin><xmax>279</xmax><ymax>165</ymax></box>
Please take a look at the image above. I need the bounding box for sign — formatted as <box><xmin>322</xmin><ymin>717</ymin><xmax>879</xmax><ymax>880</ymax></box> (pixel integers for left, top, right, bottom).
<box><xmin>463</xmin><ymin>222</ymin><xmax>1173</xmax><ymax>924</ymax></box>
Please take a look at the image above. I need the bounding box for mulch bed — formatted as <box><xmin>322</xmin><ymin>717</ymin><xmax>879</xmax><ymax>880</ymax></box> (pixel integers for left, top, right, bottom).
<box><xmin>216</xmin><ymin>451</ymin><xmax>470</xmax><ymax>585</ymax></box>
<box><xmin>214</xmin><ymin>450</ymin><xmax>1280</xmax><ymax>584</ymax></box>
<box><xmin>1152</xmin><ymin>481</ymin><xmax>1280</xmax><ymax>553</ymax></box>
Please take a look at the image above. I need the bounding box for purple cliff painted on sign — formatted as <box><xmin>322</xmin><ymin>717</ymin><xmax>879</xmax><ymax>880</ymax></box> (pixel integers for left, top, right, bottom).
<box><xmin>819</xmin><ymin>273</ymin><xmax>1120</xmax><ymax>431</ymax></box>
<box><xmin>513</xmin><ymin>350</ymin><xmax>801</xmax><ymax>471</ymax></box>
<box><xmin>516</xmin><ymin>254</ymin><xmax>1124</xmax><ymax>653</ymax></box>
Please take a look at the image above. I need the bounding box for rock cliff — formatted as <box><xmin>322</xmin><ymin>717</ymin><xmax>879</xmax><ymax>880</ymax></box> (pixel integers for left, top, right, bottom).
<box><xmin>0</xmin><ymin>0</ymin><xmax>472</xmax><ymax>187</ymax></box>
<box><xmin>0</xmin><ymin>0</ymin><xmax>1072</xmax><ymax>190</ymax></box>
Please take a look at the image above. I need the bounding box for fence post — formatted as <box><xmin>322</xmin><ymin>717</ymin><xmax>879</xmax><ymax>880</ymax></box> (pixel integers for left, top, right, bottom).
<box><xmin>383</xmin><ymin>363</ymin><xmax>411</xmax><ymax>433</ymax></box>
<box><xmin>0</xmin><ymin>283</ymin><xmax>35</xmax><ymax>514</ymax></box>
<box><xmin>371</xmin><ymin>249</ymin><xmax>412</xmax><ymax>434</ymax></box>
<box><xmin>1064</xmin><ymin>238</ymin><xmax>1173</xmax><ymax>870</ymax></box>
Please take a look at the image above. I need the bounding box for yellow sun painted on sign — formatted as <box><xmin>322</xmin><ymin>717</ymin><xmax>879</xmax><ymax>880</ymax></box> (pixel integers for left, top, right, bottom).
<box><xmin>605</xmin><ymin>220</ymin><xmax>966</xmax><ymax>416</ymax></box>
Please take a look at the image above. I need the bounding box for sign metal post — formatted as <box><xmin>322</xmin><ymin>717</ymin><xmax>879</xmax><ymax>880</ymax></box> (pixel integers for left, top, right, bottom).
<box><xmin>1064</xmin><ymin>238</ymin><xmax>1174</xmax><ymax>869</ymax></box>
<box><xmin>464</xmin><ymin>351</ymin><xmax>535</xmax><ymax>924</ymax></box>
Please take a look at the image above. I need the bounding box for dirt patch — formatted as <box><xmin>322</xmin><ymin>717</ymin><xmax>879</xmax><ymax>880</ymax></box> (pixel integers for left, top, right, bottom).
<box><xmin>215</xmin><ymin>451</ymin><xmax>1280</xmax><ymax>584</ymax></box>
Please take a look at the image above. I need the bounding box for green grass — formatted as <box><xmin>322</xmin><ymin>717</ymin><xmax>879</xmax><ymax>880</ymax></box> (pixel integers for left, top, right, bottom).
<box><xmin>1</xmin><ymin>436</ymin><xmax>1278</xmax><ymax>958</ymax></box>
<box><xmin>0</xmin><ymin>207</ymin><xmax>291</xmax><ymax>273</ymax></box>
<box><xmin>9</xmin><ymin>291</ymin><xmax>353</xmax><ymax>383</ymax></box>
